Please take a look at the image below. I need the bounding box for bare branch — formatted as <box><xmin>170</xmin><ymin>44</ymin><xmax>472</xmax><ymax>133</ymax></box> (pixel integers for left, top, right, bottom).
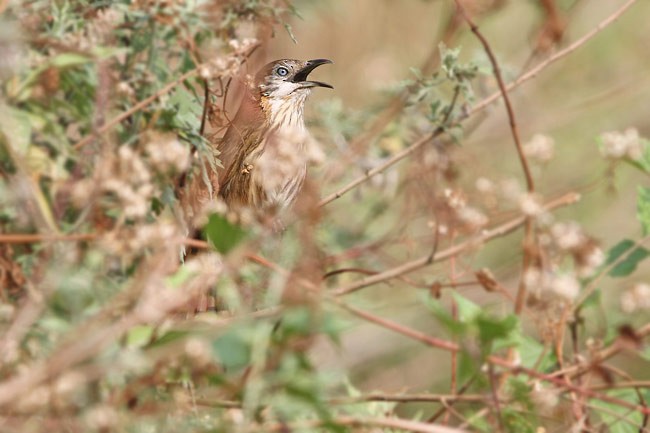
<box><xmin>331</xmin><ymin>192</ymin><xmax>580</xmax><ymax>296</ymax></box>
<box><xmin>453</xmin><ymin>0</ymin><xmax>533</xmax><ymax>192</ymax></box>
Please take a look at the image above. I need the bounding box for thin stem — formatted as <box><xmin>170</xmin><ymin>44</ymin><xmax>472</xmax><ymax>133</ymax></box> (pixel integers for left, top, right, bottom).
<box><xmin>453</xmin><ymin>0</ymin><xmax>537</xmax><ymax>316</ymax></box>
<box><xmin>453</xmin><ymin>0</ymin><xmax>533</xmax><ymax>192</ymax></box>
<box><xmin>0</xmin><ymin>233</ymin><xmax>97</xmax><ymax>243</ymax></box>
<box><xmin>331</xmin><ymin>192</ymin><xmax>579</xmax><ymax>296</ymax></box>
<box><xmin>248</xmin><ymin>416</ymin><xmax>469</xmax><ymax>433</ymax></box>
<box><xmin>199</xmin><ymin>78</ymin><xmax>210</xmax><ymax>136</ymax></box>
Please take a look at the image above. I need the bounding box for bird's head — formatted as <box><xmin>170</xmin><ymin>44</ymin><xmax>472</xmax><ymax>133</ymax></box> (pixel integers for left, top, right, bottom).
<box><xmin>256</xmin><ymin>58</ymin><xmax>333</xmax><ymax>99</ymax></box>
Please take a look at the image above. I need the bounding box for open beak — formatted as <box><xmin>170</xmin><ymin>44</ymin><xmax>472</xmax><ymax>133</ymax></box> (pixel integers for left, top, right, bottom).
<box><xmin>292</xmin><ymin>58</ymin><xmax>333</xmax><ymax>89</ymax></box>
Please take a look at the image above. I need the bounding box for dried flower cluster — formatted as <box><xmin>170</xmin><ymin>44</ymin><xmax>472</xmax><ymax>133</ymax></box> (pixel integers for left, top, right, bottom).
<box><xmin>549</xmin><ymin>221</ymin><xmax>604</xmax><ymax>277</ymax></box>
<box><xmin>599</xmin><ymin>127</ymin><xmax>644</xmax><ymax>160</ymax></box>
<box><xmin>103</xmin><ymin>146</ymin><xmax>156</xmax><ymax>220</ymax></box>
<box><xmin>620</xmin><ymin>282</ymin><xmax>650</xmax><ymax>313</ymax></box>
<box><xmin>524</xmin><ymin>133</ymin><xmax>555</xmax><ymax>163</ymax></box>
<box><xmin>524</xmin><ymin>268</ymin><xmax>580</xmax><ymax>301</ymax></box>
<box><xmin>145</xmin><ymin>132</ymin><xmax>191</xmax><ymax>174</ymax></box>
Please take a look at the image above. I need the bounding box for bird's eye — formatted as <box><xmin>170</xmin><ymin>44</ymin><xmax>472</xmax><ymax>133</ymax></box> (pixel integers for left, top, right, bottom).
<box><xmin>276</xmin><ymin>66</ymin><xmax>289</xmax><ymax>77</ymax></box>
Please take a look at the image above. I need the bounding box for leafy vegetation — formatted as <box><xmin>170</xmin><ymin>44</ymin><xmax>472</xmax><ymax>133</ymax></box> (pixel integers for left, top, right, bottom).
<box><xmin>0</xmin><ymin>1</ymin><xmax>649</xmax><ymax>432</ymax></box>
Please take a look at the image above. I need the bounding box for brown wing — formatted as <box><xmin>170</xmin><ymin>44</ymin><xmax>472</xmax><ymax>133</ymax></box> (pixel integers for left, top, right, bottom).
<box><xmin>217</xmin><ymin>92</ymin><xmax>267</xmax><ymax>207</ymax></box>
<box><xmin>179</xmin><ymin>88</ymin><xmax>268</xmax><ymax>225</ymax></box>
<box><xmin>178</xmin><ymin>93</ymin><xmax>260</xmax><ymax>220</ymax></box>
<box><xmin>178</xmin><ymin>159</ymin><xmax>219</xmax><ymax>227</ymax></box>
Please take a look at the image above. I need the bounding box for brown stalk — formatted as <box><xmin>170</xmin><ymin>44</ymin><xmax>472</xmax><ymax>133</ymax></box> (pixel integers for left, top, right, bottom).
<box><xmin>198</xmin><ymin>391</ymin><xmax>493</xmax><ymax>407</ymax></box>
<box><xmin>199</xmin><ymin>78</ymin><xmax>210</xmax><ymax>136</ymax></box>
<box><xmin>0</xmin><ymin>233</ymin><xmax>97</xmax><ymax>243</ymax></box>
<box><xmin>331</xmin><ymin>192</ymin><xmax>579</xmax><ymax>296</ymax></box>
<box><xmin>453</xmin><ymin>0</ymin><xmax>536</xmax><ymax>316</ymax></box>
<box><xmin>447</xmin><ymin>232</ymin><xmax>459</xmax><ymax>425</ymax></box>
<box><xmin>487</xmin><ymin>363</ymin><xmax>505</xmax><ymax>432</ymax></box>
<box><xmin>453</xmin><ymin>0</ymin><xmax>533</xmax><ymax>193</ymax></box>
<box><xmin>246</xmin><ymin>416</ymin><xmax>469</xmax><ymax>433</ymax></box>
<box><xmin>438</xmin><ymin>399</ymin><xmax>474</xmax><ymax>427</ymax></box>
<box><xmin>428</xmin><ymin>377</ymin><xmax>478</xmax><ymax>423</ymax></box>
<box><xmin>328</xmin><ymin>392</ymin><xmax>488</xmax><ymax>405</ymax></box>
<box><xmin>551</xmin><ymin>323</ymin><xmax>650</xmax><ymax>380</ymax></box>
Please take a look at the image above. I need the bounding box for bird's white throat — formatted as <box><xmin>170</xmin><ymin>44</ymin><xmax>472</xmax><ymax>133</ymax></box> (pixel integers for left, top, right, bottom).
<box><xmin>262</xmin><ymin>88</ymin><xmax>310</xmax><ymax>132</ymax></box>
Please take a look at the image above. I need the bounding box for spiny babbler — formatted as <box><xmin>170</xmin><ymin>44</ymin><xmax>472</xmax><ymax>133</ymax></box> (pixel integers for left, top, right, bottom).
<box><xmin>182</xmin><ymin>58</ymin><xmax>333</xmax><ymax>225</ymax></box>
<box><xmin>217</xmin><ymin>58</ymin><xmax>332</xmax><ymax>212</ymax></box>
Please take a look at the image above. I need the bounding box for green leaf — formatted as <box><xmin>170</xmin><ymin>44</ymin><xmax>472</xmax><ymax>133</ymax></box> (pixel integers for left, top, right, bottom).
<box><xmin>505</xmin><ymin>377</ymin><xmax>534</xmax><ymax>411</ymax></box>
<box><xmin>212</xmin><ymin>328</ymin><xmax>251</xmax><ymax>370</ymax></box>
<box><xmin>452</xmin><ymin>292</ymin><xmax>481</xmax><ymax>322</ymax></box>
<box><xmin>516</xmin><ymin>335</ymin><xmax>556</xmax><ymax>371</ymax></box>
<box><xmin>39</xmin><ymin>316</ymin><xmax>72</xmax><ymax>333</ymax></box>
<box><xmin>439</xmin><ymin>43</ymin><xmax>461</xmax><ymax>79</ymax></box>
<box><xmin>637</xmin><ymin>186</ymin><xmax>650</xmax><ymax>235</ymax></box>
<box><xmin>590</xmin><ymin>389</ymin><xmax>647</xmax><ymax>433</ymax></box>
<box><xmin>457</xmin><ymin>352</ymin><xmax>481</xmax><ymax>385</ymax></box>
<box><xmin>150</xmin><ymin>330</ymin><xmax>189</xmax><ymax>348</ymax></box>
<box><xmin>425</xmin><ymin>297</ymin><xmax>467</xmax><ymax>336</ymax></box>
<box><xmin>625</xmin><ymin>138</ymin><xmax>650</xmax><ymax>173</ymax></box>
<box><xmin>425</xmin><ymin>293</ymin><xmax>482</xmax><ymax>337</ymax></box>
<box><xmin>605</xmin><ymin>239</ymin><xmax>650</xmax><ymax>277</ymax></box>
<box><xmin>287</xmin><ymin>4</ymin><xmax>303</xmax><ymax>19</ymax></box>
<box><xmin>278</xmin><ymin>307</ymin><xmax>312</xmax><ymax>337</ymax></box>
<box><xmin>641</xmin><ymin>346</ymin><xmax>650</xmax><ymax>362</ymax></box>
<box><xmin>477</xmin><ymin>314</ymin><xmax>518</xmax><ymax>345</ymax></box>
<box><xmin>409</xmin><ymin>67</ymin><xmax>423</xmax><ymax>80</ymax></box>
<box><xmin>126</xmin><ymin>325</ymin><xmax>154</xmax><ymax>348</ymax></box>
<box><xmin>581</xmin><ymin>287</ymin><xmax>601</xmax><ymax>309</ymax></box>
<box><xmin>0</xmin><ymin>104</ymin><xmax>32</xmax><ymax>155</ymax></box>
<box><xmin>167</xmin><ymin>84</ymin><xmax>202</xmax><ymax>128</ymax></box>
<box><xmin>429</xmin><ymin>100</ymin><xmax>441</xmax><ymax>121</ymax></box>
<box><xmin>284</xmin><ymin>23</ymin><xmax>298</xmax><ymax>44</ymax></box>
<box><xmin>50</xmin><ymin>53</ymin><xmax>92</xmax><ymax>68</ymax></box>
<box><xmin>204</xmin><ymin>213</ymin><xmax>248</xmax><ymax>254</ymax></box>
<box><xmin>165</xmin><ymin>265</ymin><xmax>195</xmax><ymax>288</ymax></box>
<box><xmin>91</xmin><ymin>46</ymin><xmax>129</xmax><ymax>60</ymax></box>
<box><xmin>502</xmin><ymin>407</ymin><xmax>536</xmax><ymax>433</ymax></box>
<box><xmin>320</xmin><ymin>311</ymin><xmax>349</xmax><ymax>344</ymax></box>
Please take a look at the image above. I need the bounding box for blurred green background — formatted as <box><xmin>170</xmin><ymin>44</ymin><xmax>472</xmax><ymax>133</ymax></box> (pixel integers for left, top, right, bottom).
<box><xmin>258</xmin><ymin>0</ymin><xmax>650</xmax><ymax>396</ymax></box>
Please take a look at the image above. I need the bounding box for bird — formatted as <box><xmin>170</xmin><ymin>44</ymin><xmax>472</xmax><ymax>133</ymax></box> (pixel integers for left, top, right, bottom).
<box><xmin>175</xmin><ymin>59</ymin><xmax>332</xmax><ymax>312</ymax></box>
<box><xmin>179</xmin><ymin>58</ymin><xmax>332</xmax><ymax>231</ymax></box>
<box><xmin>216</xmin><ymin>58</ymin><xmax>333</xmax><ymax>213</ymax></box>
